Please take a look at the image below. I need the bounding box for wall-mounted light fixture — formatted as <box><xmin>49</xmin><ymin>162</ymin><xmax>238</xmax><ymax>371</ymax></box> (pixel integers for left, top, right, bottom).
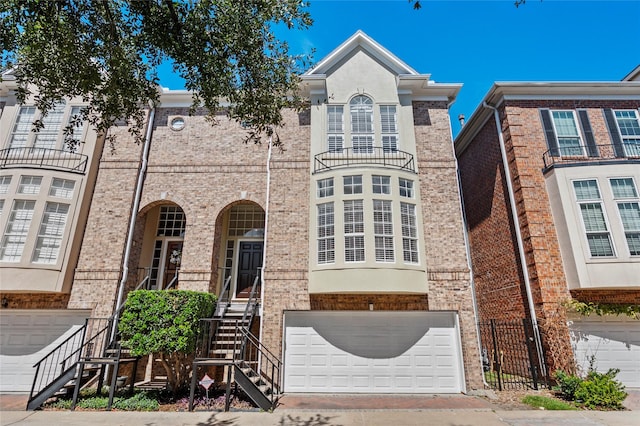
<box><xmin>368</xmin><ymin>302</ymin><xmax>374</xmax><ymax>311</ymax></box>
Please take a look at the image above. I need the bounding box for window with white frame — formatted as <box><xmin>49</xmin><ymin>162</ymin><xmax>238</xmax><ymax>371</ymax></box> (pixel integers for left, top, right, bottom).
<box><xmin>372</xmin><ymin>175</ymin><xmax>391</xmax><ymax>194</ymax></box>
<box><xmin>350</xmin><ymin>95</ymin><xmax>374</xmax><ymax>154</ymax></box>
<box><xmin>380</xmin><ymin>105</ymin><xmax>398</xmax><ymax>152</ymax></box>
<box><xmin>373</xmin><ymin>200</ymin><xmax>394</xmax><ymax>262</ymax></box>
<box><xmin>552</xmin><ymin>111</ymin><xmax>584</xmax><ymax>156</ymax></box>
<box><xmin>7</xmin><ymin>104</ymin><xmax>85</xmax><ymax>152</ymax></box>
<box><xmin>33</xmin><ymin>102</ymin><xmax>66</xmax><ymax>150</ymax></box>
<box><xmin>573</xmin><ymin>179</ymin><xmax>614</xmax><ymax>257</ymax></box>
<box><xmin>18</xmin><ymin>176</ymin><xmax>42</xmax><ymax>195</ymax></box>
<box><xmin>327</xmin><ymin>105</ymin><xmax>344</xmax><ymax>152</ymax></box>
<box><xmin>317</xmin><ymin>178</ymin><xmax>334</xmax><ymax>198</ymax></box>
<box><xmin>0</xmin><ymin>200</ymin><xmax>36</xmax><ymax>262</ymax></box>
<box><xmin>399</xmin><ymin>178</ymin><xmax>414</xmax><ymax>198</ymax></box>
<box><xmin>317</xmin><ymin>202</ymin><xmax>335</xmax><ymax>264</ymax></box>
<box><xmin>613</xmin><ymin>110</ymin><xmax>640</xmax><ymax>157</ymax></box>
<box><xmin>8</xmin><ymin>106</ymin><xmax>36</xmax><ymax>149</ymax></box>
<box><xmin>49</xmin><ymin>178</ymin><xmax>75</xmax><ymax>199</ymax></box>
<box><xmin>343</xmin><ymin>175</ymin><xmax>362</xmax><ymax>195</ymax></box>
<box><xmin>344</xmin><ymin>199</ymin><xmax>365</xmax><ymax>262</ymax></box>
<box><xmin>157</xmin><ymin>205</ymin><xmax>187</xmax><ymax>237</ymax></box>
<box><xmin>0</xmin><ymin>200</ymin><xmax>4</xmax><ymax>217</ymax></box>
<box><xmin>401</xmin><ymin>202</ymin><xmax>419</xmax><ymax>263</ymax></box>
<box><xmin>610</xmin><ymin>178</ymin><xmax>640</xmax><ymax>256</ymax></box>
<box><xmin>32</xmin><ymin>202</ymin><xmax>69</xmax><ymax>264</ymax></box>
<box><xmin>0</xmin><ymin>175</ymin><xmax>11</xmax><ymax>194</ymax></box>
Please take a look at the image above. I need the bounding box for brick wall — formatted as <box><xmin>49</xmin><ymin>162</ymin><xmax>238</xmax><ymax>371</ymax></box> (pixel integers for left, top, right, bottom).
<box><xmin>413</xmin><ymin>101</ymin><xmax>483</xmax><ymax>390</ymax></box>
<box><xmin>0</xmin><ymin>292</ymin><xmax>69</xmax><ymax>309</ymax></box>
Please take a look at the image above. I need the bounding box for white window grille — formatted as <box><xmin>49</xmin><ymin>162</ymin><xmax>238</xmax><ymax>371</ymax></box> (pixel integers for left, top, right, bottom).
<box><xmin>610</xmin><ymin>178</ymin><xmax>640</xmax><ymax>256</ymax></box>
<box><xmin>317</xmin><ymin>178</ymin><xmax>334</xmax><ymax>198</ymax></box>
<box><xmin>401</xmin><ymin>202</ymin><xmax>419</xmax><ymax>263</ymax></box>
<box><xmin>32</xmin><ymin>202</ymin><xmax>69</xmax><ymax>264</ymax></box>
<box><xmin>573</xmin><ymin>180</ymin><xmax>614</xmax><ymax>257</ymax></box>
<box><xmin>350</xmin><ymin>96</ymin><xmax>374</xmax><ymax>153</ymax></box>
<box><xmin>0</xmin><ymin>176</ymin><xmax>11</xmax><ymax>195</ymax></box>
<box><xmin>380</xmin><ymin>105</ymin><xmax>398</xmax><ymax>152</ymax></box>
<box><xmin>343</xmin><ymin>175</ymin><xmax>363</xmax><ymax>195</ymax></box>
<box><xmin>327</xmin><ymin>105</ymin><xmax>344</xmax><ymax>152</ymax></box>
<box><xmin>552</xmin><ymin>111</ymin><xmax>584</xmax><ymax>156</ymax></box>
<box><xmin>344</xmin><ymin>199</ymin><xmax>365</xmax><ymax>262</ymax></box>
<box><xmin>8</xmin><ymin>106</ymin><xmax>36</xmax><ymax>149</ymax></box>
<box><xmin>614</xmin><ymin>110</ymin><xmax>640</xmax><ymax>157</ymax></box>
<box><xmin>0</xmin><ymin>200</ymin><xmax>35</xmax><ymax>262</ymax></box>
<box><xmin>18</xmin><ymin>176</ymin><xmax>42</xmax><ymax>195</ymax></box>
<box><xmin>33</xmin><ymin>102</ymin><xmax>66</xmax><ymax>150</ymax></box>
<box><xmin>372</xmin><ymin>175</ymin><xmax>391</xmax><ymax>195</ymax></box>
<box><xmin>157</xmin><ymin>205</ymin><xmax>187</xmax><ymax>237</ymax></box>
<box><xmin>317</xmin><ymin>202</ymin><xmax>335</xmax><ymax>264</ymax></box>
<box><xmin>399</xmin><ymin>178</ymin><xmax>414</xmax><ymax>198</ymax></box>
<box><xmin>373</xmin><ymin>200</ymin><xmax>394</xmax><ymax>262</ymax></box>
<box><xmin>49</xmin><ymin>178</ymin><xmax>75</xmax><ymax>199</ymax></box>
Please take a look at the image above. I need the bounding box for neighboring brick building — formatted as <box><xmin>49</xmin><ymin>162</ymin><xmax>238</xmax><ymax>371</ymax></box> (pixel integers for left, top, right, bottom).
<box><xmin>455</xmin><ymin>76</ymin><xmax>640</xmax><ymax>387</ymax></box>
<box><xmin>1</xmin><ymin>32</ymin><xmax>483</xmax><ymax>395</ymax></box>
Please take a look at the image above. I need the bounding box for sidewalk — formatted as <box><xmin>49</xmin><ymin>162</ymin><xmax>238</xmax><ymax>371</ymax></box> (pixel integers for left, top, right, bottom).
<box><xmin>2</xmin><ymin>391</ymin><xmax>638</xmax><ymax>426</ymax></box>
<box><xmin>2</xmin><ymin>408</ymin><xmax>639</xmax><ymax>426</ymax></box>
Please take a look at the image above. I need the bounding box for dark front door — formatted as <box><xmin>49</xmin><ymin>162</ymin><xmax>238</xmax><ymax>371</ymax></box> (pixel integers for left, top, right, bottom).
<box><xmin>163</xmin><ymin>241</ymin><xmax>182</xmax><ymax>289</ymax></box>
<box><xmin>236</xmin><ymin>241</ymin><xmax>263</xmax><ymax>298</ymax></box>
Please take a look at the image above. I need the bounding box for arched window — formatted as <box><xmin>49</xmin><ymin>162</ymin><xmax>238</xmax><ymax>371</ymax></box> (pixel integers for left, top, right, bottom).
<box><xmin>350</xmin><ymin>95</ymin><xmax>374</xmax><ymax>153</ymax></box>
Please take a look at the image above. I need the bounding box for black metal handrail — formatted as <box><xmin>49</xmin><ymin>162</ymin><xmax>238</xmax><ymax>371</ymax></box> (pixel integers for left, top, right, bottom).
<box><xmin>235</xmin><ymin>326</ymin><xmax>282</xmax><ymax>401</ymax></box>
<box><xmin>28</xmin><ymin>317</ymin><xmax>112</xmax><ymax>405</ymax></box>
<box><xmin>214</xmin><ymin>276</ymin><xmax>233</xmax><ymax>317</ymax></box>
<box><xmin>542</xmin><ymin>143</ymin><xmax>640</xmax><ymax>169</ymax></box>
<box><xmin>0</xmin><ymin>147</ymin><xmax>88</xmax><ymax>174</ymax></box>
<box><xmin>314</xmin><ymin>147</ymin><xmax>416</xmax><ymax>173</ymax></box>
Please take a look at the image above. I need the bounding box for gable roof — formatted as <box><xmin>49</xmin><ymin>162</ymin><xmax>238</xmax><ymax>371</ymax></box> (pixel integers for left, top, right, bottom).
<box><xmin>304</xmin><ymin>30</ymin><xmax>418</xmax><ymax>76</ymax></box>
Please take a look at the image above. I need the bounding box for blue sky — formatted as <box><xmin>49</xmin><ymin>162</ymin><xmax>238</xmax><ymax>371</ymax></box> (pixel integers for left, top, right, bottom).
<box><xmin>159</xmin><ymin>0</ymin><xmax>640</xmax><ymax>137</ymax></box>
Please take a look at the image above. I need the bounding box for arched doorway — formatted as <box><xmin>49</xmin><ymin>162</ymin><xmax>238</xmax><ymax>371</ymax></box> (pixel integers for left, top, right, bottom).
<box><xmin>218</xmin><ymin>203</ymin><xmax>265</xmax><ymax>298</ymax></box>
<box><xmin>138</xmin><ymin>204</ymin><xmax>186</xmax><ymax>290</ymax></box>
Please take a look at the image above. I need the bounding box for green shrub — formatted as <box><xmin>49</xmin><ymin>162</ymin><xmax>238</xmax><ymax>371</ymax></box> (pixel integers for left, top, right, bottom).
<box><xmin>118</xmin><ymin>290</ymin><xmax>216</xmax><ymax>394</ymax></box>
<box><xmin>554</xmin><ymin>370</ymin><xmax>582</xmax><ymax>400</ymax></box>
<box><xmin>574</xmin><ymin>369</ymin><xmax>627</xmax><ymax>410</ymax></box>
<box><xmin>112</xmin><ymin>392</ymin><xmax>159</xmax><ymax>411</ymax></box>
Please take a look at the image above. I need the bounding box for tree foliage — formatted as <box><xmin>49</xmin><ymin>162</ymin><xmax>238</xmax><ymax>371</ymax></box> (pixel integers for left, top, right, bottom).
<box><xmin>0</xmin><ymin>0</ymin><xmax>312</xmax><ymax>146</ymax></box>
<box><xmin>118</xmin><ymin>290</ymin><xmax>216</xmax><ymax>393</ymax></box>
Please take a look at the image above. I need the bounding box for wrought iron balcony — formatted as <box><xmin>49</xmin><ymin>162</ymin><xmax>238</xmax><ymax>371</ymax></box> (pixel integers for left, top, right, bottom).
<box><xmin>314</xmin><ymin>147</ymin><xmax>416</xmax><ymax>173</ymax></box>
<box><xmin>542</xmin><ymin>143</ymin><xmax>640</xmax><ymax>170</ymax></box>
<box><xmin>0</xmin><ymin>147</ymin><xmax>88</xmax><ymax>174</ymax></box>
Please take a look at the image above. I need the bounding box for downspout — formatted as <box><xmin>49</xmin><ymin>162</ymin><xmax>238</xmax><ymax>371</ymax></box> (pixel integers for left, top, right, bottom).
<box><xmin>112</xmin><ymin>106</ymin><xmax>156</xmax><ymax>338</ymax></box>
<box><xmin>483</xmin><ymin>101</ymin><xmax>547</xmax><ymax>377</ymax></box>
<box><xmin>258</xmin><ymin>134</ymin><xmax>273</xmax><ymax>343</ymax></box>
<box><xmin>448</xmin><ymin>102</ymin><xmax>488</xmax><ymax>387</ymax></box>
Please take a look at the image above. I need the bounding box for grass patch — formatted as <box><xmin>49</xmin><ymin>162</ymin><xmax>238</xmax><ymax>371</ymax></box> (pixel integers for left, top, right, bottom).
<box><xmin>522</xmin><ymin>395</ymin><xmax>577</xmax><ymax>410</ymax></box>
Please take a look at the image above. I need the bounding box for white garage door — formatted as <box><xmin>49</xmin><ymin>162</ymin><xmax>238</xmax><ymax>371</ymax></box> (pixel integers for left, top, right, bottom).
<box><xmin>284</xmin><ymin>311</ymin><xmax>465</xmax><ymax>393</ymax></box>
<box><xmin>569</xmin><ymin>315</ymin><xmax>640</xmax><ymax>388</ymax></box>
<box><xmin>0</xmin><ymin>309</ymin><xmax>90</xmax><ymax>393</ymax></box>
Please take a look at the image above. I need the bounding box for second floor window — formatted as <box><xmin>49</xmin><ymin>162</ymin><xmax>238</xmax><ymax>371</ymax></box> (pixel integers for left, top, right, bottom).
<box><xmin>613</xmin><ymin>110</ymin><xmax>640</xmax><ymax>157</ymax></box>
<box><xmin>327</xmin><ymin>105</ymin><xmax>344</xmax><ymax>152</ymax></box>
<box><xmin>7</xmin><ymin>103</ymin><xmax>85</xmax><ymax>153</ymax></box>
<box><xmin>551</xmin><ymin>111</ymin><xmax>583</xmax><ymax>156</ymax></box>
<box><xmin>610</xmin><ymin>178</ymin><xmax>640</xmax><ymax>256</ymax></box>
<box><xmin>573</xmin><ymin>179</ymin><xmax>614</xmax><ymax>257</ymax></box>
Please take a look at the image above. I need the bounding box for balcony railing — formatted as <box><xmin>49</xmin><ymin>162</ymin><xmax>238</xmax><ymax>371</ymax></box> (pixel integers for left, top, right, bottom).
<box><xmin>542</xmin><ymin>143</ymin><xmax>640</xmax><ymax>170</ymax></box>
<box><xmin>314</xmin><ymin>147</ymin><xmax>416</xmax><ymax>173</ymax></box>
<box><xmin>0</xmin><ymin>147</ymin><xmax>88</xmax><ymax>174</ymax></box>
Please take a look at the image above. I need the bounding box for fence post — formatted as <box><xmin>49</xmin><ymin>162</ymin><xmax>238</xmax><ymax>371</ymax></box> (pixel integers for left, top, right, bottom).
<box><xmin>523</xmin><ymin>318</ymin><xmax>539</xmax><ymax>390</ymax></box>
<box><xmin>490</xmin><ymin>319</ymin><xmax>502</xmax><ymax>391</ymax></box>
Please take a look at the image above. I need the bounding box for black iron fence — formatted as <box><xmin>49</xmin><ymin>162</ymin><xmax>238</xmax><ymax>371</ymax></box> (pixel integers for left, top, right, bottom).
<box><xmin>314</xmin><ymin>147</ymin><xmax>416</xmax><ymax>173</ymax></box>
<box><xmin>478</xmin><ymin>319</ymin><xmax>550</xmax><ymax>390</ymax></box>
<box><xmin>0</xmin><ymin>147</ymin><xmax>88</xmax><ymax>174</ymax></box>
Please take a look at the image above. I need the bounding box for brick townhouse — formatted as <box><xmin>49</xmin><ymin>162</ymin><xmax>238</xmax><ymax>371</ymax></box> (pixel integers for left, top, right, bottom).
<box><xmin>1</xmin><ymin>31</ymin><xmax>484</xmax><ymax>398</ymax></box>
<box><xmin>454</xmin><ymin>70</ymin><xmax>640</xmax><ymax>387</ymax></box>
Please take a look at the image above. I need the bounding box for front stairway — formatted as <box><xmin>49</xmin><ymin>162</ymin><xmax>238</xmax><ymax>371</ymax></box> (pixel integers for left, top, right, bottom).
<box><xmin>189</xmin><ymin>276</ymin><xmax>281</xmax><ymax>411</ymax></box>
<box><xmin>26</xmin><ymin>318</ymin><xmax>138</xmax><ymax>411</ymax></box>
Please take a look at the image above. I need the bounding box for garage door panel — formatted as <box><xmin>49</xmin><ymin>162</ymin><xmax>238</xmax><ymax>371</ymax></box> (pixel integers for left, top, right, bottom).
<box><xmin>284</xmin><ymin>311</ymin><xmax>464</xmax><ymax>393</ymax></box>
<box><xmin>569</xmin><ymin>316</ymin><xmax>640</xmax><ymax>388</ymax></box>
